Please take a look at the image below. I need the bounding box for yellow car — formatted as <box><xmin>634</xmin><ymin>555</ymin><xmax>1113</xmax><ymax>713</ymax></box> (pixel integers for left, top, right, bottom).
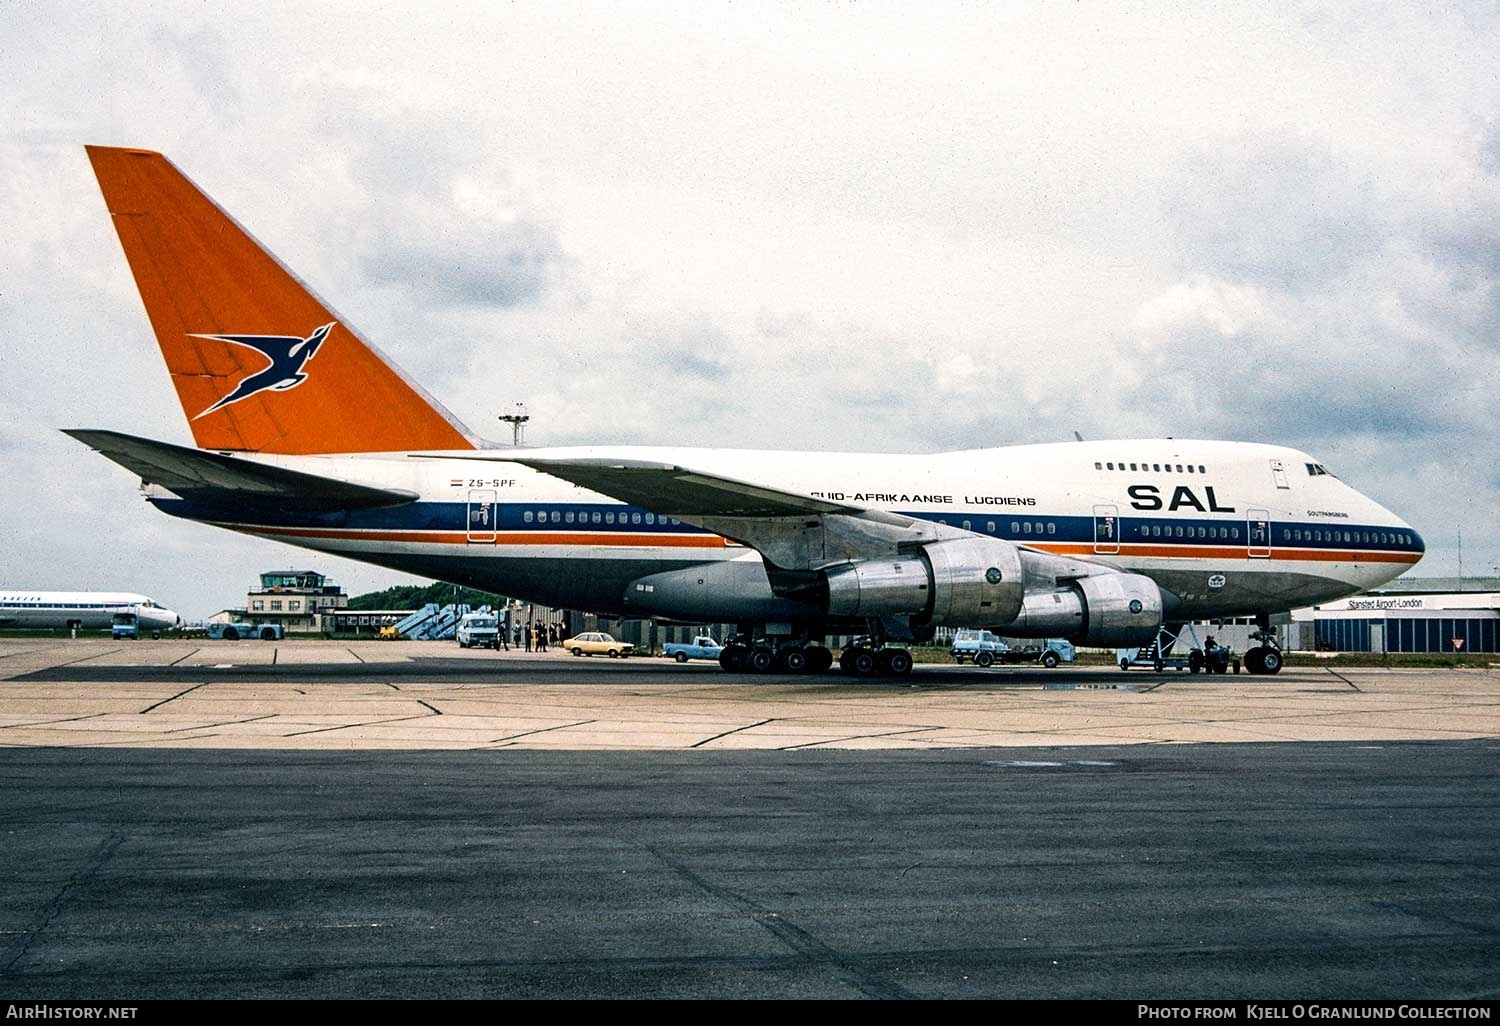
<box><xmin>563</xmin><ymin>632</ymin><xmax>633</xmax><ymax>658</ymax></box>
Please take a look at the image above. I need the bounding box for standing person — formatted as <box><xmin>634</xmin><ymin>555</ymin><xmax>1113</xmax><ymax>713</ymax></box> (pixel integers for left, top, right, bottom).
<box><xmin>524</xmin><ymin>621</ymin><xmax>532</xmax><ymax>652</ymax></box>
<box><xmin>539</xmin><ymin>624</ymin><xmax>548</xmax><ymax>652</ymax></box>
<box><xmin>498</xmin><ymin>615</ymin><xmax>509</xmax><ymax>651</ymax></box>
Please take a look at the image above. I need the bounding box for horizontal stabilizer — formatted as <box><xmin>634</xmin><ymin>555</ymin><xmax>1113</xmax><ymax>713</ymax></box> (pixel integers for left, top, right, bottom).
<box><xmin>65</xmin><ymin>429</ymin><xmax>419</xmax><ymax>510</ymax></box>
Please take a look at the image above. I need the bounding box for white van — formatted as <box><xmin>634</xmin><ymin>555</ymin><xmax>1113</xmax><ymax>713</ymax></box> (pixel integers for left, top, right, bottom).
<box><xmin>456</xmin><ymin>613</ymin><xmax>500</xmax><ymax>649</ymax></box>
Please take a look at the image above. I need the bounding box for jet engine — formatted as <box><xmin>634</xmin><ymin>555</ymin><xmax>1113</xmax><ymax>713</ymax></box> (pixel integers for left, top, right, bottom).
<box><xmin>822</xmin><ymin>537</ymin><xmax>1025</xmax><ymax>627</ymax></box>
<box><xmin>1006</xmin><ymin>571</ymin><xmax>1164</xmax><ymax>647</ymax></box>
<box><xmin>816</xmin><ymin>537</ymin><xmax>1163</xmax><ymax>645</ymax></box>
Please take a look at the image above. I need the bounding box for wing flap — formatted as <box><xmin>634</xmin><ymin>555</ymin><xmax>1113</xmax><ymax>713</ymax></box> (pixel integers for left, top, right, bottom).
<box><xmin>65</xmin><ymin>429</ymin><xmax>419</xmax><ymax>510</ymax></box>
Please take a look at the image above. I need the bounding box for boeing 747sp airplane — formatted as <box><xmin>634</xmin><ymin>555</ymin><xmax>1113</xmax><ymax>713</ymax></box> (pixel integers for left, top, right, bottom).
<box><xmin>69</xmin><ymin>146</ymin><xmax>1424</xmax><ymax>675</ymax></box>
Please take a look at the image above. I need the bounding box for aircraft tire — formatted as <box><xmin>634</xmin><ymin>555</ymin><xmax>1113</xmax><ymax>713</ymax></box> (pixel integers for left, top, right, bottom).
<box><xmin>780</xmin><ymin>648</ymin><xmax>808</xmax><ymax>673</ymax></box>
<box><xmin>1261</xmin><ymin>649</ymin><xmax>1283</xmax><ymax>674</ymax></box>
<box><xmin>747</xmin><ymin>646</ymin><xmax>775</xmax><ymax>673</ymax></box>
<box><xmin>879</xmin><ymin>649</ymin><xmax>914</xmax><ymax>676</ymax></box>
<box><xmin>846</xmin><ymin>649</ymin><xmax>877</xmax><ymax>677</ymax></box>
<box><xmin>805</xmin><ymin>646</ymin><xmax>834</xmax><ymax>674</ymax></box>
<box><xmin>1244</xmin><ymin>646</ymin><xmax>1266</xmax><ymax>674</ymax></box>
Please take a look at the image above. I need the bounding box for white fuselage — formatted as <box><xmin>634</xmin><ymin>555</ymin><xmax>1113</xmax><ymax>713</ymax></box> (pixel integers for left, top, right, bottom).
<box><xmin>0</xmin><ymin>591</ymin><xmax>182</xmax><ymax>630</ymax></box>
<box><xmin>149</xmin><ymin>438</ymin><xmax>1422</xmax><ymax>624</ymax></box>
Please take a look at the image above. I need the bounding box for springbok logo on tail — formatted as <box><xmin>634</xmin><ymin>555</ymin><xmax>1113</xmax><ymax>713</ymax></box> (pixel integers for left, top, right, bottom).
<box><xmin>191</xmin><ymin>322</ymin><xmax>335</xmax><ymax>419</ymax></box>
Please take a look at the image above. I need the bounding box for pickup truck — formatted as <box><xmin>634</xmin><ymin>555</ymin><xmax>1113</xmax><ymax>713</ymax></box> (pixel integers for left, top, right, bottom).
<box><xmin>663</xmin><ymin>635</ymin><xmax>723</xmax><ymax>663</ymax></box>
<box><xmin>207</xmin><ymin>621</ymin><xmax>284</xmax><ymax>641</ymax></box>
<box><xmin>998</xmin><ymin>639</ymin><xmax>1076</xmax><ymax>668</ymax></box>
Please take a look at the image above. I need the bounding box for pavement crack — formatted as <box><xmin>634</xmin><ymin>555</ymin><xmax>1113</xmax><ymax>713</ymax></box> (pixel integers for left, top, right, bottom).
<box><xmin>167</xmin><ymin>648</ymin><xmax>200</xmax><ymax>667</ymax></box>
<box><xmin>347</xmin><ymin>649</ymin><xmax>366</xmax><ymax>664</ymax></box>
<box><xmin>779</xmin><ymin>726</ymin><xmax>942</xmax><ymax>751</ymax></box>
<box><xmin>418</xmin><ymin>700</ymin><xmax>442</xmax><ymax>716</ymax></box>
<box><xmin>139</xmin><ymin>684</ymin><xmax>206</xmax><ymax>714</ymax></box>
<box><xmin>488</xmin><ymin>719</ymin><xmax>596</xmax><ymax>744</ymax></box>
<box><xmin>691</xmin><ymin>718</ymin><xmax>774</xmax><ymax>749</ymax></box>
<box><xmin>1326</xmin><ymin>666</ymin><xmax>1363</xmax><ymax>691</ymax></box>
<box><xmin>3</xmin><ymin>831</ymin><xmax>125</xmax><ymax>974</ymax></box>
<box><xmin>644</xmin><ymin>844</ymin><xmax>915</xmax><ymax>999</ymax></box>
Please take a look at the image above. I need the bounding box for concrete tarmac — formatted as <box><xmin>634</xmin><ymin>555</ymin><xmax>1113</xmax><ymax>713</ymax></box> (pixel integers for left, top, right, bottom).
<box><xmin>1</xmin><ymin>639</ymin><xmax>1497</xmax><ymax>750</ymax></box>
<box><xmin>0</xmin><ymin>743</ymin><xmax>1496</xmax><ymax>999</ymax></box>
<box><xmin>1</xmin><ymin>639</ymin><xmax>1497</xmax><ymax>998</ymax></box>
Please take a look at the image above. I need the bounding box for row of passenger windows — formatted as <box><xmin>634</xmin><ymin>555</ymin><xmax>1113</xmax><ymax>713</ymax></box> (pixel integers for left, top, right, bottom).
<box><xmin>1138</xmin><ymin>525</ymin><xmax>1241</xmax><ymax>540</ymax></box>
<box><xmin>948</xmin><ymin>520</ymin><xmax>1059</xmax><ymax>535</ymax></box>
<box><xmin>522</xmin><ymin>509</ymin><xmax>682</xmax><ymax>526</ymax></box>
<box><xmin>1097</xmin><ymin>461</ymin><xmax>1207</xmax><ymax>474</ymax></box>
<box><xmin>1283</xmin><ymin>528</ymin><xmax>1412</xmax><ymax>546</ymax></box>
<box><xmin>0</xmin><ymin>602</ymin><xmax>131</xmax><ymax>608</ymax></box>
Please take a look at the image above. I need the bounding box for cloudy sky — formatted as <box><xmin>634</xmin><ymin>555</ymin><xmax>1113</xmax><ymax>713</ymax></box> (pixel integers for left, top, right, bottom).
<box><xmin>2</xmin><ymin>2</ymin><xmax>1497</xmax><ymax>617</ymax></box>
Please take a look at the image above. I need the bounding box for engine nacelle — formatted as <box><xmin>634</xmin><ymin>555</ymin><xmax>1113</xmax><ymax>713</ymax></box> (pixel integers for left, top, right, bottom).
<box><xmin>822</xmin><ymin>537</ymin><xmax>1025</xmax><ymax>627</ymax></box>
<box><xmin>1009</xmin><ymin>572</ymin><xmax>1164</xmax><ymax>647</ymax></box>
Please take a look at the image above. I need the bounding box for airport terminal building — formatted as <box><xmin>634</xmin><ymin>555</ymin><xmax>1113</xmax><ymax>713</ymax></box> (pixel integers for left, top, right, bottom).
<box><xmin>1299</xmin><ymin>578</ymin><xmax>1500</xmax><ymax>654</ymax></box>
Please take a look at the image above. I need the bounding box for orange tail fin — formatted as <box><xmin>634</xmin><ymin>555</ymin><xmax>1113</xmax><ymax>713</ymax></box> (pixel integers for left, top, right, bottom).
<box><xmin>85</xmin><ymin>146</ymin><xmax>476</xmax><ymax>454</ymax></box>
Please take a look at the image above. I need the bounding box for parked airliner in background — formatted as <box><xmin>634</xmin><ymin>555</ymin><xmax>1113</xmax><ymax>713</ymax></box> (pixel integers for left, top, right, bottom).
<box><xmin>0</xmin><ymin>591</ymin><xmax>181</xmax><ymax>632</ymax></box>
<box><xmin>69</xmin><ymin>146</ymin><xmax>1424</xmax><ymax>676</ymax></box>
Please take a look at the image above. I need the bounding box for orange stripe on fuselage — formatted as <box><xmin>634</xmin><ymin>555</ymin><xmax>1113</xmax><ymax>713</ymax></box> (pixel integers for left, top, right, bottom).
<box><xmin>228</xmin><ymin>525</ymin><xmax>729</xmax><ymax>548</ymax></box>
<box><xmin>1029</xmin><ymin>542</ymin><xmax>1422</xmax><ymax>564</ymax></box>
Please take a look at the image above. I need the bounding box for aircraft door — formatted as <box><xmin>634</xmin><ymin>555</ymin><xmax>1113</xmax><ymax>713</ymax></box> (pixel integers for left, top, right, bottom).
<box><xmin>467</xmin><ymin>490</ymin><xmax>497</xmax><ymax>543</ymax></box>
<box><xmin>1093</xmin><ymin>505</ymin><xmax>1120</xmax><ymax>554</ymax></box>
<box><xmin>1247</xmin><ymin>508</ymin><xmax>1270</xmax><ymax>558</ymax></box>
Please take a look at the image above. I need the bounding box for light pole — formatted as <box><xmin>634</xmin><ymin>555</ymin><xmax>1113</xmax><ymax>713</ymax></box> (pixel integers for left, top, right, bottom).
<box><xmin>499</xmin><ymin>402</ymin><xmax>530</xmax><ymax>447</ymax></box>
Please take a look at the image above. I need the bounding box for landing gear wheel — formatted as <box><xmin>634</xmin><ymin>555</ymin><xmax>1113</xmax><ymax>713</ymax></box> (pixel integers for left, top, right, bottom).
<box><xmin>805</xmin><ymin>646</ymin><xmax>834</xmax><ymax>674</ymax></box>
<box><xmin>838</xmin><ymin>648</ymin><xmax>855</xmax><ymax>672</ymax></box>
<box><xmin>1244</xmin><ymin>646</ymin><xmax>1266</xmax><ymax>674</ymax></box>
<box><xmin>974</xmin><ymin>650</ymin><xmax>994</xmax><ymax>669</ymax></box>
<box><xmin>1042</xmin><ymin>651</ymin><xmax>1059</xmax><ymax>669</ymax></box>
<box><xmin>779</xmin><ymin>648</ymin><xmax>808</xmax><ymax>674</ymax></box>
<box><xmin>674</xmin><ymin>652</ymin><xmax>689</xmax><ymax>663</ymax></box>
<box><xmin>1260</xmin><ymin>648</ymin><xmax>1283</xmax><ymax>674</ymax></box>
<box><xmin>846</xmin><ymin>648</ymin><xmax>877</xmax><ymax>677</ymax></box>
<box><xmin>719</xmin><ymin>645</ymin><xmax>748</xmax><ymax>671</ymax></box>
<box><xmin>878</xmin><ymin>649</ymin><xmax>914</xmax><ymax>677</ymax></box>
<box><xmin>747</xmin><ymin>646</ymin><xmax>775</xmax><ymax>673</ymax></box>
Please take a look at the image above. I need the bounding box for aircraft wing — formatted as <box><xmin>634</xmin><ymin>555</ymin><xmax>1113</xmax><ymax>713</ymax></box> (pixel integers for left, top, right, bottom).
<box><xmin>501</xmin><ymin>456</ymin><xmax>912</xmax><ymax>525</ymax></box>
<box><xmin>65</xmin><ymin>429</ymin><xmax>419</xmax><ymax>510</ymax></box>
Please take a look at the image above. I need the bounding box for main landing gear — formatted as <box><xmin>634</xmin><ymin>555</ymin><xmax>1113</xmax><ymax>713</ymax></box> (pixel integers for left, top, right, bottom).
<box><xmin>718</xmin><ymin>640</ymin><xmax>835</xmax><ymax>675</ymax></box>
<box><xmin>715</xmin><ymin>624</ymin><xmax>914</xmax><ymax>677</ymax></box>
